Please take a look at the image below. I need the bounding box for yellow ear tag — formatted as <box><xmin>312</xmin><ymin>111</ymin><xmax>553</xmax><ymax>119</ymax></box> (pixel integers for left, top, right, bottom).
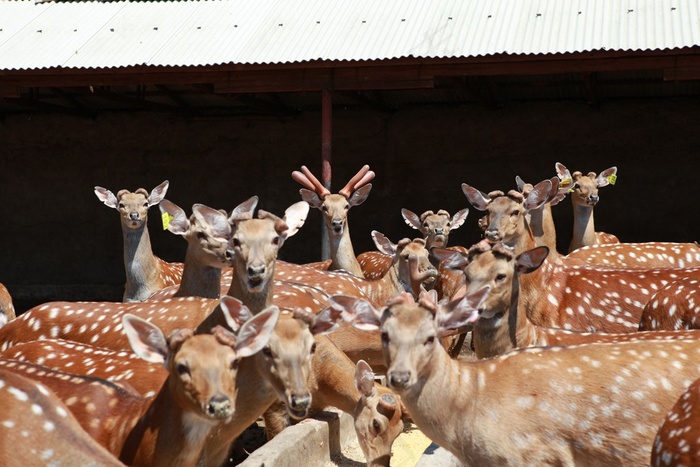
<box><xmin>559</xmin><ymin>177</ymin><xmax>574</xmax><ymax>193</ymax></box>
<box><xmin>162</xmin><ymin>212</ymin><xmax>174</xmax><ymax>230</ymax></box>
<box><xmin>607</xmin><ymin>174</ymin><xmax>617</xmax><ymax>185</ymax></box>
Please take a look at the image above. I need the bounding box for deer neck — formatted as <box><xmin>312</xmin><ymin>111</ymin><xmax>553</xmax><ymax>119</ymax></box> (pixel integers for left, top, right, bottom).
<box><xmin>471</xmin><ymin>277</ymin><xmax>537</xmax><ymax>359</ymax></box>
<box><xmin>570</xmin><ymin>203</ymin><xmax>597</xmax><ymax>252</ymax></box>
<box><xmin>329</xmin><ymin>226</ymin><xmax>365</xmax><ymax>278</ymax></box>
<box><xmin>122</xmin><ymin>225</ymin><xmax>161</xmax><ymax>301</ymax></box>
<box><xmin>397</xmin><ymin>346</ymin><xmax>475</xmax><ymax>465</ymax></box>
<box><xmin>227</xmin><ymin>263</ymin><xmax>276</xmax><ymax>315</ymax></box>
<box><xmin>124</xmin><ymin>382</ymin><xmax>217</xmax><ymax>467</ymax></box>
<box><xmin>528</xmin><ymin>204</ymin><xmax>562</xmax><ymax>263</ymax></box>
<box><xmin>197</xmin><ymin>357</ymin><xmax>278</xmax><ymax>467</ymax></box>
<box><xmin>172</xmin><ymin>245</ymin><xmax>222</xmax><ymax>299</ymax></box>
<box><xmin>307</xmin><ymin>335</ymin><xmax>361</xmax><ymax>414</ymax></box>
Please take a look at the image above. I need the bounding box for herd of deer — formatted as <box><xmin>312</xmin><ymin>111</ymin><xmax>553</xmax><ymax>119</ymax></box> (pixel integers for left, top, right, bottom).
<box><xmin>0</xmin><ymin>162</ymin><xmax>699</xmax><ymax>466</ymax></box>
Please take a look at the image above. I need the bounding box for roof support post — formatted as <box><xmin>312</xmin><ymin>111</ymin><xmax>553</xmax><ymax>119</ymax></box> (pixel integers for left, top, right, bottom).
<box><xmin>321</xmin><ymin>87</ymin><xmax>332</xmax><ymax>260</ymax></box>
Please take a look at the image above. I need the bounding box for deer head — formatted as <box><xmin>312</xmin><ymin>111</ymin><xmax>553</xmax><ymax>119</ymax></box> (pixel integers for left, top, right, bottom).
<box><xmin>556</xmin><ymin>162</ymin><xmax>617</xmax><ymax>207</ymax></box>
<box><xmin>94</xmin><ymin>181</ymin><xmax>169</xmax><ymax>230</ymax></box>
<box><xmin>401</xmin><ymin>208</ymin><xmax>469</xmax><ymax>249</ymax></box>
<box><xmin>293</xmin><ymin>165</ymin><xmax>374</xmax><ymax>237</ymax></box>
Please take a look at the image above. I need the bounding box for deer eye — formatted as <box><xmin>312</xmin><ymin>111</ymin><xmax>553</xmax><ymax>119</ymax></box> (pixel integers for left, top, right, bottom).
<box><xmin>344</xmin><ymin>204</ymin><xmax>349</xmax><ymax>210</ymax></box>
<box><xmin>510</xmin><ymin>210</ymin><xmax>519</xmax><ymax>218</ymax></box>
<box><xmin>495</xmin><ymin>273</ymin><xmax>507</xmax><ymax>282</ymax></box>
<box><xmin>232</xmin><ymin>238</ymin><xmax>241</xmax><ymax>248</ymax></box>
<box><xmin>272</xmin><ymin>237</ymin><xmax>280</xmax><ymax>246</ymax></box>
<box><xmin>143</xmin><ymin>202</ymin><xmax>148</xmax><ymax>208</ymax></box>
<box><xmin>262</xmin><ymin>347</ymin><xmax>272</xmax><ymax>357</ymax></box>
<box><xmin>373</xmin><ymin>419</ymin><xmax>381</xmax><ymax>434</ymax></box>
<box><xmin>197</xmin><ymin>232</ymin><xmax>206</xmax><ymax>240</ymax></box>
<box><xmin>230</xmin><ymin>359</ymin><xmax>239</xmax><ymax>371</ymax></box>
<box><xmin>573</xmin><ymin>183</ymin><xmax>580</xmax><ymax>190</ymax></box>
<box><xmin>118</xmin><ymin>203</ymin><xmax>125</xmax><ymax>209</ymax></box>
<box><xmin>381</xmin><ymin>332</ymin><xmax>389</xmax><ymax>343</ymax></box>
<box><xmin>176</xmin><ymin>363</ymin><xmax>190</xmax><ymax>376</ymax></box>
<box><xmin>310</xmin><ymin>342</ymin><xmax>317</xmax><ymax>354</ymax></box>
<box><xmin>424</xmin><ymin>336</ymin><xmax>435</xmax><ymax>346</ymax></box>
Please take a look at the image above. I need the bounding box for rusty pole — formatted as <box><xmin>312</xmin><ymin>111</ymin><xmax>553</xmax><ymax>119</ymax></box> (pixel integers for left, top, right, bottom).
<box><xmin>321</xmin><ymin>87</ymin><xmax>332</xmax><ymax>260</ymax></box>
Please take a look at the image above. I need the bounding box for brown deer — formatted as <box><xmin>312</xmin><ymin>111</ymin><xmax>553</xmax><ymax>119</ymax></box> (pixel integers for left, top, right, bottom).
<box><xmin>434</xmin><ymin>240</ymin><xmax>700</xmax><ymax>359</ymax></box>
<box><xmin>0</xmin><ymin>304</ymin><xmax>279</xmax><ymax>466</ymax></box>
<box><xmin>94</xmin><ymin>181</ymin><xmax>183</xmax><ymax>301</ymax></box>
<box><xmin>0</xmin><ymin>283</ymin><xmax>15</xmax><ymax>327</ymax></box>
<box><xmin>555</xmin><ymin>162</ymin><xmax>620</xmax><ymax>252</ymax></box>
<box><xmin>0</xmin><ymin>368</ymin><xmax>125</xmax><ymax>467</ymax></box>
<box><xmin>335</xmin><ymin>291</ymin><xmax>700</xmax><ymax>466</ymax></box>
<box><xmin>651</xmin><ymin>377</ymin><xmax>700</xmax><ymax>466</ymax></box>
<box><xmin>462</xmin><ymin>180</ymin><xmax>700</xmax><ymax>332</ymax></box>
<box><xmin>293</xmin><ymin>164</ymin><xmax>374</xmax><ymax>277</ymax></box>
<box><xmin>154</xmin><ymin>199</ymin><xmax>233</xmax><ymax>299</ymax></box>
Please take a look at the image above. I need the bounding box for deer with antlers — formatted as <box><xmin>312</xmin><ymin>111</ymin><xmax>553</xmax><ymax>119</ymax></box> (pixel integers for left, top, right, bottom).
<box><xmin>0</xmin><ymin>368</ymin><xmax>125</xmax><ymax>467</ymax></box>
<box><xmin>292</xmin><ymin>164</ymin><xmax>375</xmax><ymax>277</ymax></box>
<box><xmin>94</xmin><ymin>181</ymin><xmax>183</xmax><ymax>302</ymax></box>
<box><xmin>462</xmin><ymin>180</ymin><xmax>700</xmax><ymax>332</ymax></box>
<box><xmin>434</xmin><ymin>240</ymin><xmax>700</xmax><ymax>359</ymax></box>
<box><xmin>334</xmin><ymin>290</ymin><xmax>700</xmax><ymax>465</ymax></box>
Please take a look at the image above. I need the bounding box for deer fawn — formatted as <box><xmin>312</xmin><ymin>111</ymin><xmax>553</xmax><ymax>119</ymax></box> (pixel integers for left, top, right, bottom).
<box><xmin>293</xmin><ymin>164</ymin><xmax>375</xmax><ymax>277</ymax></box>
<box><xmin>94</xmin><ymin>181</ymin><xmax>183</xmax><ymax>301</ymax></box>
<box><xmin>335</xmin><ymin>291</ymin><xmax>700</xmax><ymax>465</ymax></box>
<box><xmin>0</xmin><ymin>368</ymin><xmax>124</xmax><ymax>466</ymax></box>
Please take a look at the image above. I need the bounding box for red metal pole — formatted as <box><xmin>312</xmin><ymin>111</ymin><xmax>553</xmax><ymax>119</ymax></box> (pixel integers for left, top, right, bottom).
<box><xmin>321</xmin><ymin>88</ymin><xmax>332</xmax><ymax>260</ymax></box>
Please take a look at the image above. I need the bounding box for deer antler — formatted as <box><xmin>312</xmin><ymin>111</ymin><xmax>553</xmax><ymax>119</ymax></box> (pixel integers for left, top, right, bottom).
<box><xmin>338</xmin><ymin>165</ymin><xmax>375</xmax><ymax>199</ymax></box>
<box><xmin>292</xmin><ymin>166</ymin><xmax>331</xmax><ymax>198</ymax></box>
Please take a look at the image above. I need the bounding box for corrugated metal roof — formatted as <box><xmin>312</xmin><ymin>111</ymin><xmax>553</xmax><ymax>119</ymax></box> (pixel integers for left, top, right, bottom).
<box><xmin>1</xmin><ymin>0</ymin><xmax>699</xmax><ymax>71</ymax></box>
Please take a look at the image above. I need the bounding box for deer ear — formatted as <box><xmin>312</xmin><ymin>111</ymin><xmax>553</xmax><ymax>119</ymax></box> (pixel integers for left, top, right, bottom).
<box><xmin>148</xmin><ymin>180</ymin><xmax>169</xmax><ymax>207</ymax></box>
<box><xmin>355</xmin><ymin>360</ymin><xmax>377</xmax><ymax>397</ymax></box>
<box><xmin>229</xmin><ymin>196</ymin><xmax>259</xmax><ymax>222</ymax></box>
<box><xmin>347</xmin><ymin>184</ymin><xmax>372</xmax><ymax>207</ymax></box>
<box><xmin>515</xmin><ymin>247</ymin><xmax>549</xmax><ymax>275</ymax></box>
<box><xmin>219</xmin><ymin>295</ymin><xmax>254</xmax><ymax>332</ymax></box>
<box><xmin>282</xmin><ymin>201</ymin><xmax>309</xmax><ymax>239</ymax></box>
<box><xmin>308</xmin><ymin>306</ymin><xmax>341</xmax><ymax>335</ymax></box>
<box><xmin>94</xmin><ymin>187</ymin><xmax>119</xmax><ymax>209</ymax></box>
<box><xmin>401</xmin><ymin>209</ymin><xmax>421</xmax><ymax>230</ymax></box>
<box><xmin>299</xmin><ymin>188</ymin><xmax>324</xmax><ymax>209</ymax></box>
<box><xmin>122</xmin><ymin>314</ymin><xmax>169</xmax><ymax>365</ymax></box>
<box><xmin>524</xmin><ymin>180</ymin><xmax>551</xmax><ymax>212</ymax></box>
<box><xmin>193</xmin><ymin>204</ymin><xmax>231</xmax><ymax>240</ymax></box>
<box><xmin>159</xmin><ymin>199</ymin><xmax>189</xmax><ymax>235</ymax></box>
<box><xmin>555</xmin><ymin>162</ymin><xmax>571</xmax><ymax>181</ymax></box>
<box><xmin>432</xmin><ymin>248</ymin><xmax>468</xmax><ymax>271</ymax></box>
<box><xmin>436</xmin><ymin>287</ymin><xmax>488</xmax><ymax>335</ymax></box>
<box><xmin>331</xmin><ymin>295</ymin><xmax>382</xmax><ymax>331</ymax></box>
<box><xmin>449</xmin><ymin>208</ymin><xmax>469</xmax><ymax>230</ymax></box>
<box><xmin>597</xmin><ymin>167</ymin><xmax>617</xmax><ymax>188</ymax></box>
<box><xmin>461</xmin><ymin>184</ymin><xmax>491</xmax><ymax>211</ymax></box>
<box><xmin>372</xmin><ymin>231</ymin><xmax>397</xmax><ymax>256</ymax></box>
<box><xmin>235</xmin><ymin>306</ymin><xmax>280</xmax><ymax>358</ymax></box>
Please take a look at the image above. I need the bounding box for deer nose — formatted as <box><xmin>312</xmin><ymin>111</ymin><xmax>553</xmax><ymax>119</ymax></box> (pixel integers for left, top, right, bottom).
<box><xmin>248</xmin><ymin>265</ymin><xmax>265</xmax><ymax>277</ymax></box>
<box><xmin>589</xmin><ymin>194</ymin><xmax>599</xmax><ymax>204</ymax></box>
<box><xmin>484</xmin><ymin>229</ymin><xmax>500</xmax><ymax>241</ymax></box>
<box><xmin>291</xmin><ymin>394</ymin><xmax>311</xmax><ymax>411</ymax></box>
<box><xmin>434</xmin><ymin>227</ymin><xmax>444</xmax><ymax>235</ymax></box>
<box><xmin>389</xmin><ymin>371</ymin><xmax>411</xmax><ymax>390</ymax></box>
<box><xmin>129</xmin><ymin>212</ymin><xmax>140</xmax><ymax>221</ymax></box>
<box><xmin>207</xmin><ymin>394</ymin><xmax>233</xmax><ymax>419</ymax></box>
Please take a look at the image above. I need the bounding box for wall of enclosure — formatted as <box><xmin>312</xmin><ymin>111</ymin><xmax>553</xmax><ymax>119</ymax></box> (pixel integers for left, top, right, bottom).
<box><xmin>1</xmin><ymin>97</ymin><xmax>698</xmax><ymax>312</ymax></box>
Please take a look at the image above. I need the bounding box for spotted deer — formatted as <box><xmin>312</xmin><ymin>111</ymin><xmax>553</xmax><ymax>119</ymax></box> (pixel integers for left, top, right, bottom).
<box><xmin>358</xmin><ymin>207</ymin><xmax>470</xmax><ymax>280</ymax></box>
<box><xmin>335</xmin><ymin>291</ymin><xmax>700</xmax><ymax>466</ymax></box>
<box><xmin>651</xmin><ymin>376</ymin><xmax>700</xmax><ymax>466</ymax></box>
<box><xmin>0</xmin><ymin>368</ymin><xmax>125</xmax><ymax>467</ymax></box>
<box><xmin>555</xmin><ymin>162</ymin><xmax>620</xmax><ymax>252</ymax></box>
<box><xmin>435</xmin><ymin>240</ymin><xmax>700</xmax><ymax>359</ymax></box>
<box><xmin>0</xmin><ymin>283</ymin><xmax>15</xmax><ymax>327</ymax></box>
<box><xmin>293</xmin><ymin>164</ymin><xmax>375</xmax><ymax>277</ymax></box>
<box><xmin>94</xmin><ymin>181</ymin><xmax>183</xmax><ymax>301</ymax></box>
<box><xmin>462</xmin><ymin>180</ymin><xmax>700</xmax><ymax>332</ymax></box>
